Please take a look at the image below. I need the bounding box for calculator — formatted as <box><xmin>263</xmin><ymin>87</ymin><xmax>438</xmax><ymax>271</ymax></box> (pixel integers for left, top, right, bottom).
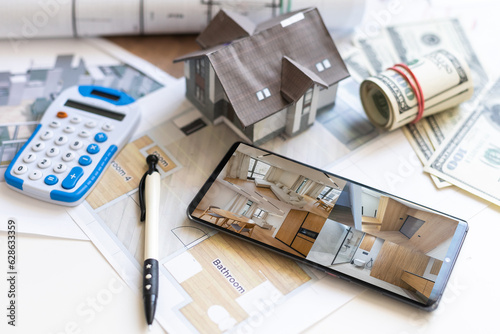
<box><xmin>5</xmin><ymin>85</ymin><xmax>141</xmax><ymax>206</ymax></box>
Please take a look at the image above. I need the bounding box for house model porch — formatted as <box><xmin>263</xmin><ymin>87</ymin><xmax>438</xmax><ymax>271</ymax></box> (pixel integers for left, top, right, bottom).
<box><xmin>174</xmin><ymin>7</ymin><xmax>350</xmax><ymax>145</ymax></box>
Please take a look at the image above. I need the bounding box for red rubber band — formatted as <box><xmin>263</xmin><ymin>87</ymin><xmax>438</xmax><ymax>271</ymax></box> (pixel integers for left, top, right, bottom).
<box><xmin>388</xmin><ymin>63</ymin><xmax>425</xmax><ymax>124</ymax></box>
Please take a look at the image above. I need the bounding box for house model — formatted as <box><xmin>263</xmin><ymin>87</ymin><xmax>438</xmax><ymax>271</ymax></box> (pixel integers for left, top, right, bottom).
<box><xmin>174</xmin><ymin>7</ymin><xmax>350</xmax><ymax>145</ymax></box>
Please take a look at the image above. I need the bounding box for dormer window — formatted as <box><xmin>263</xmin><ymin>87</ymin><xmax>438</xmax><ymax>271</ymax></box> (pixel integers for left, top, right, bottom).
<box><xmin>315</xmin><ymin>59</ymin><xmax>331</xmax><ymax>72</ymax></box>
<box><xmin>256</xmin><ymin>88</ymin><xmax>271</xmax><ymax>101</ymax></box>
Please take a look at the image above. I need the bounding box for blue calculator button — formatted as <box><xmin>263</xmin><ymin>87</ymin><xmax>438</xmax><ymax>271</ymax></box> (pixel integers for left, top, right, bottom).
<box><xmin>87</xmin><ymin>144</ymin><xmax>100</xmax><ymax>155</ymax></box>
<box><xmin>44</xmin><ymin>175</ymin><xmax>59</xmax><ymax>186</ymax></box>
<box><xmin>79</xmin><ymin>155</ymin><xmax>92</xmax><ymax>166</ymax></box>
<box><xmin>94</xmin><ymin>132</ymin><xmax>108</xmax><ymax>143</ymax></box>
<box><xmin>62</xmin><ymin>167</ymin><xmax>84</xmax><ymax>190</ymax></box>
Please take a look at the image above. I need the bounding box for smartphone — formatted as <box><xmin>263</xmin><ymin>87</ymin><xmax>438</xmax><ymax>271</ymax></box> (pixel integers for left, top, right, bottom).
<box><xmin>187</xmin><ymin>142</ymin><xmax>467</xmax><ymax>311</ymax></box>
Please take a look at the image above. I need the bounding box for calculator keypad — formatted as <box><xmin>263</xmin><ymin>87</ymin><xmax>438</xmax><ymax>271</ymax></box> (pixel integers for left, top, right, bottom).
<box><xmin>46</xmin><ymin>147</ymin><xmax>59</xmax><ymax>157</ymax></box>
<box><xmin>11</xmin><ymin>111</ymin><xmax>114</xmax><ymax>190</ymax></box>
<box><xmin>32</xmin><ymin>141</ymin><xmax>45</xmax><ymax>152</ymax></box>
<box><xmin>44</xmin><ymin>175</ymin><xmax>58</xmax><ymax>186</ymax></box>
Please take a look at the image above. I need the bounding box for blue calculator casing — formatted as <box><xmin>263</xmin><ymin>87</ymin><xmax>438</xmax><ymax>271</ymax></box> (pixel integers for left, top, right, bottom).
<box><xmin>5</xmin><ymin>85</ymin><xmax>141</xmax><ymax>206</ymax></box>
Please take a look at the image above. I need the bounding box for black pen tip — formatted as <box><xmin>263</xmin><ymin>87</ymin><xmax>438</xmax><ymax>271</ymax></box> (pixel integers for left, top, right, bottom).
<box><xmin>144</xmin><ymin>294</ymin><xmax>157</xmax><ymax>325</ymax></box>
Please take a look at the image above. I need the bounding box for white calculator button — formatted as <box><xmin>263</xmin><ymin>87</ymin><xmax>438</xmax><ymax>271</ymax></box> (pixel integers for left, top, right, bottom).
<box><xmin>63</xmin><ymin>126</ymin><xmax>75</xmax><ymax>133</ymax></box>
<box><xmin>49</xmin><ymin>121</ymin><xmax>61</xmax><ymax>128</ymax></box>
<box><xmin>29</xmin><ymin>170</ymin><xmax>43</xmax><ymax>180</ymax></box>
<box><xmin>40</xmin><ymin>130</ymin><xmax>54</xmax><ymax>140</ymax></box>
<box><xmin>54</xmin><ymin>135</ymin><xmax>68</xmax><ymax>146</ymax></box>
<box><xmin>62</xmin><ymin>151</ymin><xmax>76</xmax><ymax>162</ymax></box>
<box><xmin>70</xmin><ymin>140</ymin><xmax>84</xmax><ymax>150</ymax></box>
<box><xmin>46</xmin><ymin>147</ymin><xmax>60</xmax><ymax>157</ymax></box>
<box><xmin>23</xmin><ymin>153</ymin><xmax>37</xmax><ymax>163</ymax></box>
<box><xmin>102</xmin><ymin>123</ymin><xmax>114</xmax><ymax>131</ymax></box>
<box><xmin>37</xmin><ymin>158</ymin><xmax>52</xmax><ymax>169</ymax></box>
<box><xmin>53</xmin><ymin>163</ymin><xmax>67</xmax><ymax>173</ymax></box>
<box><xmin>85</xmin><ymin>120</ymin><xmax>97</xmax><ymax>128</ymax></box>
<box><xmin>78</xmin><ymin>130</ymin><xmax>91</xmax><ymax>138</ymax></box>
<box><xmin>14</xmin><ymin>165</ymin><xmax>28</xmax><ymax>175</ymax></box>
<box><xmin>32</xmin><ymin>141</ymin><xmax>45</xmax><ymax>152</ymax></box>
<box><xmin>70</xmin><ymin>116</ymin><xmax>82</xmax><ymax>124</ymax></box>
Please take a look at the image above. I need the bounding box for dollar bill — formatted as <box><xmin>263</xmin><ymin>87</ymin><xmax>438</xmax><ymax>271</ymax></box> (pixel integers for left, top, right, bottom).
<box><xmin>355</xmin><ymin>18</ymin><xmax>487</xmax><ymax>173</ymax></box>
<box><xmin>402</xmin><ymin>123</ymin><xmax>451</xmax><ymax>188</ymax></box>
<box><xmin>357</xmin><ymin>18</ymin><xmax>488</xmax><ymax>105</ymax></box>
<box><xmin>342</xmin><ymin>48</ymin><xmax>373</xmax><ymax>83</ymax></box>
<box><xmin>422</xmin><ymin>105</ymin><xmax>472</xmax><ymax>149</ymax></box>
<box><xmin>424</xmin><ymin>79</ymin><xmax>500</xmax><ymax>206</ymax></box>
<box><xmin>360</xmin><ymin>50</ymin><xmax>474</xmax><ymax>130</ymax></box>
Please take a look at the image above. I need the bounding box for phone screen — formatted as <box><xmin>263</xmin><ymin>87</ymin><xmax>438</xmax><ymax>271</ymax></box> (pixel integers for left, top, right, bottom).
<box><xmin>188</xmin><ymin>142</ymin><xmax>467</xmax><ymax>310</ymax></box>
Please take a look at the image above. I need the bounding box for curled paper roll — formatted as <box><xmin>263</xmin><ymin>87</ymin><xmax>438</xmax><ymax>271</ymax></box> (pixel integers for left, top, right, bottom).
<box><xmin>360</xmin><ymin>49</ymin><xmax>474</xmax><ymax>130</ymax></box>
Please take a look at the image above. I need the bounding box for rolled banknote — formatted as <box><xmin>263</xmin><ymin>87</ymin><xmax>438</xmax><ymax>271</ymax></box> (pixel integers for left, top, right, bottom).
<box><xmin>360</xmin><ymin>49</ymin><xmax>474</xmax><ymax>130</ymax></box>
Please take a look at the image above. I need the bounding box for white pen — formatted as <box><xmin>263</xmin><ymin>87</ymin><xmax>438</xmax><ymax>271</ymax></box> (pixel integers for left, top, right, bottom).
<box><xmin>139</xmin><ymin>155</ymin><xmax>161</xmax><ymax>329</ymax></box>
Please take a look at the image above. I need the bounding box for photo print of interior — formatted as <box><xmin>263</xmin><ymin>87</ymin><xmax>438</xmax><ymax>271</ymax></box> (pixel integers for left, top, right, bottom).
<box><xmin>191</xmin><ymin>143</ymin><xmax>462</xmax><ymax>306</ymax></box>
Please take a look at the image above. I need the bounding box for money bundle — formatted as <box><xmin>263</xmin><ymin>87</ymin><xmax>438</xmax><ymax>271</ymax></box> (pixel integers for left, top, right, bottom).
<box><xmin>343</xmin><ymin>18</ymin><xmax>500</xmax><ymax>205</ymax></box>
<box><xmin>359</xmin><ymin>50</ymin><xmax>474</xmax><ymax>131</ymax></box>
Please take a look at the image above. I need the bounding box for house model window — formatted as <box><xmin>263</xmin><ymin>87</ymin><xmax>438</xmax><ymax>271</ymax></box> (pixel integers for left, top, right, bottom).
<box><xmin>256</xmin><ymin>88</ymin><xmax>271</xmax><ymax>101</ymax></box>
<box><xmin>315</xmin><ymin>59</ymin><xmax>331</xmax><ymax>72</ymax></box>
<box><xmin>302</xmin><ymin>88</ymin><xmax>313</xmax><ymax>115</ymax></box>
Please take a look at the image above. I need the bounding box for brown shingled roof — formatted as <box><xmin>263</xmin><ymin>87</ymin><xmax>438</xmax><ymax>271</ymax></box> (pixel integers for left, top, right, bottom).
<box><xmin>281</xmin><ymin>56</ymin><xmax>328</xmax><ymax>103</ymax></box>
<box><xmin>175</xmin><ymin>7</ymin><xmax>350</xmax><ymax>128</ymax></box>
<box><xmin>196</xmin><ymin>10</ymin><xmax>255</xmax><ymax>49</ymax></box>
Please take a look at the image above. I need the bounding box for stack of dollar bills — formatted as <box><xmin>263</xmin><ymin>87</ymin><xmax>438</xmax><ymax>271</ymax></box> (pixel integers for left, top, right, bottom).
<box><xmin>346</xmin><ymin>18</ymin><xmax>499</xmax><ymax>206</ymax></box>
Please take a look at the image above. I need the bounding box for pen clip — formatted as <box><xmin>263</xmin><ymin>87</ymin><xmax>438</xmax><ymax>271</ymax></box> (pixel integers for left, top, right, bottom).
<box><xmin>138</xmin><ymin>154</ymin><xmax>159</xmax><ymax>222</ymax></box>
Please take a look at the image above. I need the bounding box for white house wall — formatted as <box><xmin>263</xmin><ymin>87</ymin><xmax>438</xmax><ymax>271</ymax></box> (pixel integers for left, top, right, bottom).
<box><xmin>317</xmin><ymin>84</ymin><xmax>338</xmax><ymax>109</ymax></box>
<box><xmin>308</xmin><ymin>85</ymin><xmax>320</xmax><ymax>125</ymax></box>
<box><xmin>285</xmin><ymin>95</ymin><xmax>303</xmax><ymax>135</ymax></box>
<box><xmin>209</xmin><ymin>63</ymin><xmax>215</xmax><ymax>103</ymax></box>
<box><xmin>253</xmin><ymin>108</ymin><xmax>287</xmax><ymax>142</ymax></box>
<box><xmin>184</xmin><ymin>60</ymin><xmax>190</xmax><ymax>79</ymax></box>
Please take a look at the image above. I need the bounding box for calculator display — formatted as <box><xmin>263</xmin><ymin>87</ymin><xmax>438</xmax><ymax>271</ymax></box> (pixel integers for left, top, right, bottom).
<box><xmin>64</xmin><ymin>99</ymin><xmax>125</xmax><ymax>121</ymax></box>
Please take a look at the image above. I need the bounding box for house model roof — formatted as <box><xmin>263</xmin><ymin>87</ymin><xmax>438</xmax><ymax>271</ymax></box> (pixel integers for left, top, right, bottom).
<box><xmin>175</xmin><ymin>7</ymin><xmax>350</xmax><ymax>128</ymax></box>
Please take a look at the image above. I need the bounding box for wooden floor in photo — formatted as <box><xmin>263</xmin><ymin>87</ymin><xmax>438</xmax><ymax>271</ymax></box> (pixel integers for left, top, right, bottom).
<box><xmin>192</xmin><ymin>209</ymin><xmax>306</xmax><ymax>258</ymax></box>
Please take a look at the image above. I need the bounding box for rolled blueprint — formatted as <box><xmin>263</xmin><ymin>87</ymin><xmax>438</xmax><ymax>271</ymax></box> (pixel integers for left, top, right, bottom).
<box><xmin>360</xmin><ymin>49</ymin><xmax>474</xmax><ymax>130</ymax></box>
<box><xmin>0</xmin><ymin>0</ymin><xmax>366</xmax><ymax>39</ymax></box>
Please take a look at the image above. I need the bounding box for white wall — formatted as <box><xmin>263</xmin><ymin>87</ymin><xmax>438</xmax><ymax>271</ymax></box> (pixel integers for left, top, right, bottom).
<box><xmin>317</xmin><ymin>84</ymin><xmax>338</xmax><ymax>109</ymax></box>
<box><xmin>197</xmin><ymin>180</ymin><xmax>239</xmax><ymax>212</ymax></box>
<box><xmin>361</xmin><ymin>191</ymin><xmax>380</xmax><ymax>218</ymax></box>
<box><xmin>307</xmin><ymin>85</ymin><xmax>320</xmax><ymax>125</ymax></box>
<box><xmin>253</xmin><ymin>108</ymin><xmax>287</xmax><ymax>142</ymax></box>
<box><xmin>349</xmin><ymin>183</ymin><xmax>362</xmax><ymax>230</ymax></box>
<box><xmin>285</xmin><ymin>96</ymin><xmax>303</xmax><ymax>136</ymax></box>
<box><xmin>277</xmin><ymin>170</ymin><xmax>300</xmax><ymax>189</ymax></box>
